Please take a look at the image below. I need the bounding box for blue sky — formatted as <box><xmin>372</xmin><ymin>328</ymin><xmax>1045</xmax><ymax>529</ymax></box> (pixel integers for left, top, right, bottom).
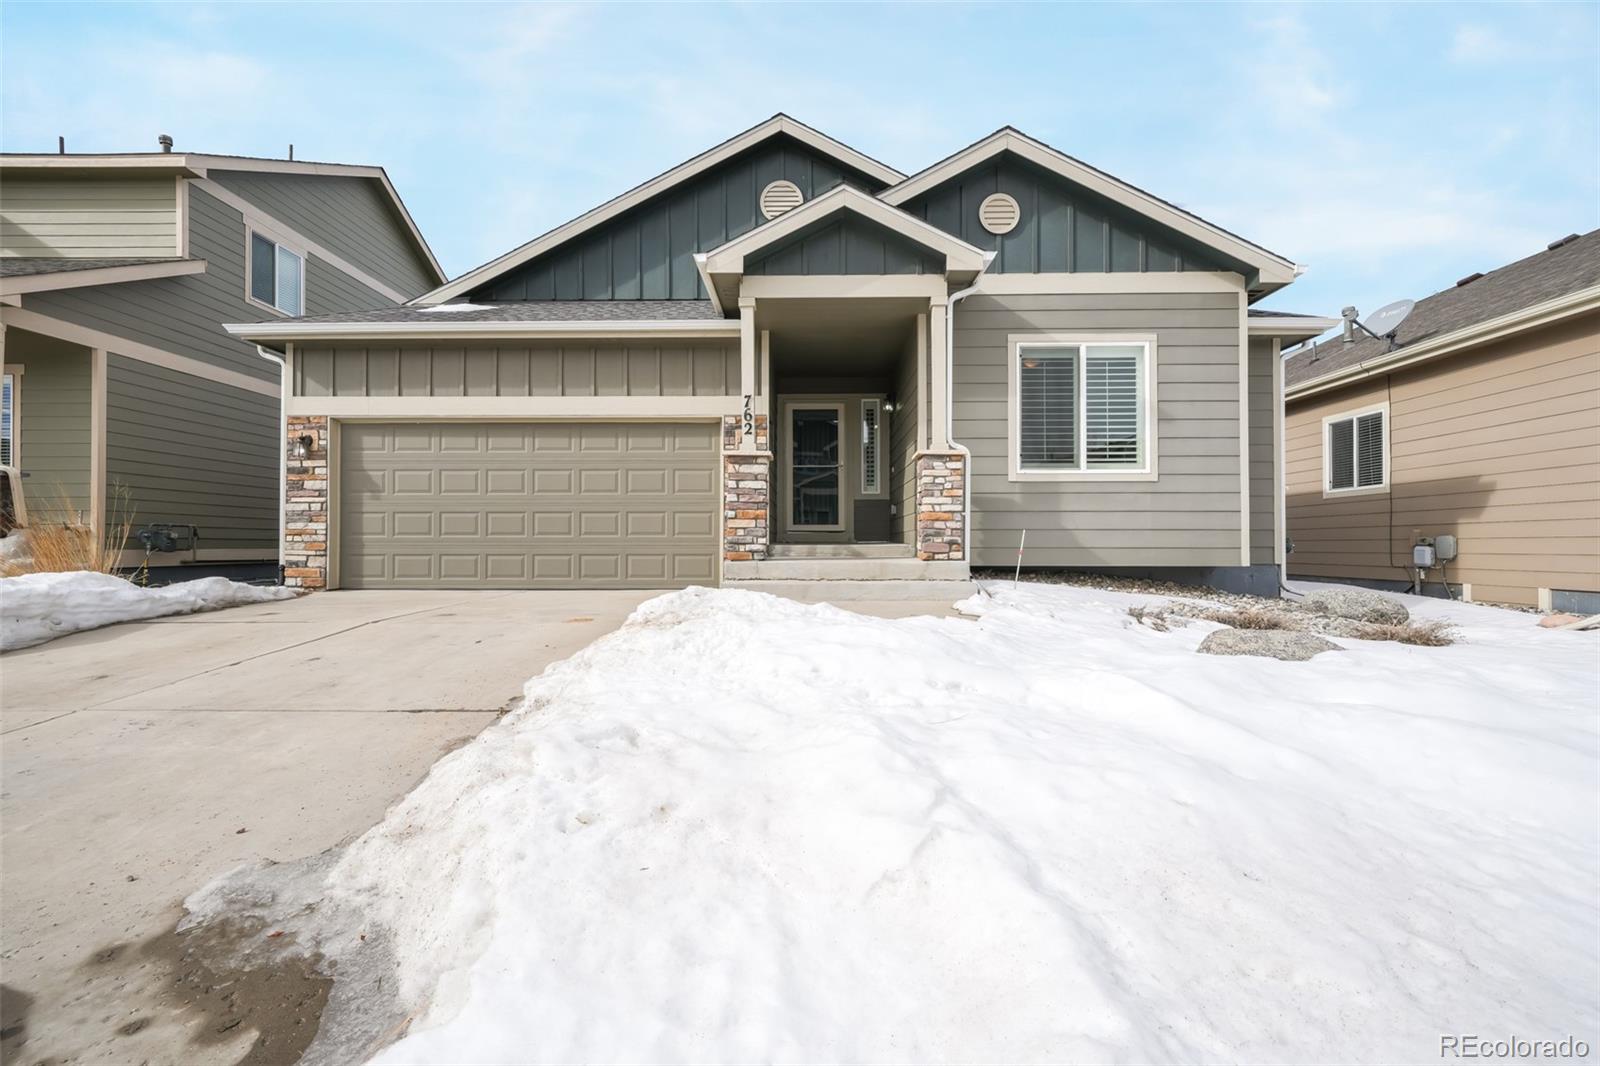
<box><xmin>4</xmin><ymin>2</ymin><xmax>1596</xmax><ymax>322</ymax></box>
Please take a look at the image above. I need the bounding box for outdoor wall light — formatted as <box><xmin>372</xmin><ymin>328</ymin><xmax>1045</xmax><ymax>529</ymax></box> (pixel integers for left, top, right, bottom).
<box><xmin>292</xmin><ymin>435</ymin><xmax>313</xmax><ymax>460</ymax></box>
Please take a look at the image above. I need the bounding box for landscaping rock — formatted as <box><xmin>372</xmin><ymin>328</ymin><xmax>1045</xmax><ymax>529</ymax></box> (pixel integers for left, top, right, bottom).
<box><xmin>1303</xmin><ymin>588</ymin><xmax>1410</xmax><ymax>625</ymax></box>
<box><xmin>1538</xmin><ymin>613</ymin><xmax>1584</xmax><ymax>629</ymax></box>
<box><xmin>1198</xmin><ymin>628</ymin><xmax>1342</xmax><ymax>661</ymax></box>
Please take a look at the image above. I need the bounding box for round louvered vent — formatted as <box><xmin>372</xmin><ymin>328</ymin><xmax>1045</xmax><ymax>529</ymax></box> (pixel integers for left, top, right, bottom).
<box><xmin>979</xmin><ymin>192</ymin><xmax>1021</xmax><ymax>235</ymax></box>
<box><xmin>759</xmin><ymin>179</ymin><xmax>804</xmax><ymax>220</ymax></box>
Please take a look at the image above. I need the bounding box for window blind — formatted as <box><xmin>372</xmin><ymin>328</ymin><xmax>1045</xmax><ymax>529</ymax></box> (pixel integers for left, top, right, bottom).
<box><xmin>861</xmin><ymin>400</ymin><xmax>881</xmax><ymax>494</ymax></box>
<box><xmin>275</xmin><ymin>245</ymin><xmax>304</xmax><ymax>316</ymax></box>
<box><xmin>1355</xmin><ymin>412</ymin><xmax>1384</xmax><ymax>487</ymax></box>
<box><xmin>1328</xmin><ymin>418</ymin><xmax>1355</xmax><ymax>489</ymax></box>
<box><xmin>1020</xmin><ymin>347</ymin><xmax>1077</xmax><ymax>467</ymax></box>
<box><xmin>250</xmin><ymin>233</ymin><xmax>276</xmax><ymax>306</ymax></box>
<box><xmin>1085</xmin><ymin>348</ymin><xmax>1140</xmax><ymax>467</ymax></box>
<box><xmin>0</xmin><ymin>373</ymin><xmax>12</xmax><ymax>467</ymax></box>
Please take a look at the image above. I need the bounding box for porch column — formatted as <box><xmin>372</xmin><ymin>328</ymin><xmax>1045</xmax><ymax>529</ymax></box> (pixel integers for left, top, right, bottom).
<box><xmin>738</xmin><ymin>297</ymin><xmax>757</xmax><ymax>454</ymax></box>
<box><xmin>723</xmin><ymin>296</ymin><xmax>770</xmax><ymax>564</ymax></box>
<box><xmin>915</xmin><ymin>297</ymin><xmax>965</xmax><ymax>563</ymax></box>
<box><xmin>927</xmin><ymin>297</ymin><xmax>949</xmax><ymax>450</ymax></box>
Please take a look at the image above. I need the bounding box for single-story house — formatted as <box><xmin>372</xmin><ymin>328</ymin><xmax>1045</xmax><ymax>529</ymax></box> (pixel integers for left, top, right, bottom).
<box><xmin>0</xmin><ymin>143</ymin><xmax>443</xmax><ymax>577</ymax></box>
<box><xmin>230</xmin><ymin>115</ymin><xmax>1332</xmax><ymax>593</ymax></box>
<box><xmin>1283</xmin><ymin>230</ymin><xmax>1599</xmax><ymax>611</ymax></box>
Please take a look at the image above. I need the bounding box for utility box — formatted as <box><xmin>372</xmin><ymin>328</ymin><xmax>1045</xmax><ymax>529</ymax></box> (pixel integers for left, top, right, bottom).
<box><xmin>136</xmin><ymin>524</ymin><xmax>198</xmax><ymax>554</ymax></box>
<box><xmin>1434</xmin><ymin>534</ymin><xmax>1459</xmax><ymax>562</ymax></box>
<box><xmin>1413</xmin><ymin>543</ymin><xmax>1437</xmax><ymax>568</ymax></box>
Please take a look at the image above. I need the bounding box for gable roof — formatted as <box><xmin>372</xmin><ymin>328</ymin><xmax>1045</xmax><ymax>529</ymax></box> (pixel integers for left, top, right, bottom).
<box><xmin>0</xmin><ymin>151</ymin><xmax>445</xmax><ymax>285</ymax></box>
<box><xmin>1284</xmin><ymin>229</ymin><xmax>1600</xmax><ymax>398</ymax></box>
<box><xmin>417</xmin><ymin>115</ymin><xmax>906</xmax><ymax>306</ymax></box>
<box><xmin>697</xmin><ymin>184</ymin><xmax>990</xmax><ymax>310</ymax></box>
<box><xmin>879</xmin><ymin>127</ymin><xmax>1299</xmax><ymax>293</ymax></box>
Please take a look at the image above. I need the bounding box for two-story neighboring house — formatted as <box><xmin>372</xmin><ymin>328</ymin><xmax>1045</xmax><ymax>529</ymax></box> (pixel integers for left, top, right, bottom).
<box><xmin>231</xmin><ymin>115</ymin><xmax>1332</xmax><ymax>594</ymax></box>
<box><xmin>0</xmin><ymin>143</ymin><xmax>443</xmax><ymax>577</ymax></box>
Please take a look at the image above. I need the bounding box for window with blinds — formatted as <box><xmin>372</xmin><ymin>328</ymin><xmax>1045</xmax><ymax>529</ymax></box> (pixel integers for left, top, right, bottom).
<box><xmin>860</xmin><ymin>399</ymin><xmax>882</xmax><ymax>494</ymax></box>
<box><xmin>0</xmin><ymin>372</ymin><xmax>13</xmax><ymax>467</ymax></box>
<box><xmin>1326</xmin><ymin>409</ymin><xmax>1386</xmax><ymax>491</ymax></box>
<box><xmin>249</xmin><ymin>231</ymin><xmax>304</xmax><ymax>315</ymax></box>
<box><xmin>1018</xmin><ymin>342</ymin><xmax>1146</xmax><ymax>472</ymax></box>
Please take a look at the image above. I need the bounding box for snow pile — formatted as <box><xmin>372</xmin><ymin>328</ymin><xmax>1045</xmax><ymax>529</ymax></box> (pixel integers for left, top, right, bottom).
<box><xmin>1</xmin><ymin>571</ymin><xmax>296</xmax><ymax>651</ymax></box>
<box><xmin>416</xmin><ymin>302</ymin><xmax>494</xmax><ymax>314</ymax></box>
<box><xmin>262</xmin><ymin>584</ymin><xmax>1596</xmax><ymax>1063</ymax></box>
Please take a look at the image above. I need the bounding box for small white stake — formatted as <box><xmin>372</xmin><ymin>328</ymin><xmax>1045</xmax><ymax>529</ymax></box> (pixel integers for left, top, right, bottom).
<box><xmin>1014</xmin><ymin>529</ymin><xmax>1027</xmax><ymax>586</ymax></box>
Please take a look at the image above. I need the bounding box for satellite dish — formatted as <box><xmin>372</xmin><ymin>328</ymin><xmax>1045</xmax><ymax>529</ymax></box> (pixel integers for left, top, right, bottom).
<box><xmin>1364</xmin><ymin>299</ymin><xmax>1415</xmax><ymax>339</ymax></box>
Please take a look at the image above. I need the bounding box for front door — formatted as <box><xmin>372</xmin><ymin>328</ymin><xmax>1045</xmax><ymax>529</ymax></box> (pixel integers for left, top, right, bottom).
<box><xmin>787</xmin><ymin>404</ymin><xmax>844</xmax><ymax>530</ymax></box>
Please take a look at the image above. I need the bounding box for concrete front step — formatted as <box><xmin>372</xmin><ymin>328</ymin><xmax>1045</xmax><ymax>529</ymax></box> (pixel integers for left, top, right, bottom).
<box><xmin>768</xmin><ymin>543</ymin><xmax>914</xmax><ymax>560</ymax></box>
<box><xmin>725</xmin><ymin>579</ymin><xmax>976</xmax><ymax>602</ymax></box>
<box><xmin>723</xmin><ymin>557</ymin><xmax>968</xmax><ymax>581</ymax></box>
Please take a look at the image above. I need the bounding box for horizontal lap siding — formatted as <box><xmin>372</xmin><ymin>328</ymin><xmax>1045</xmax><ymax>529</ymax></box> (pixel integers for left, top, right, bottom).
<box><xmin>891</xmin><ymin>328</ymin><xmax>919</xmax><ymax>542</ymax></box>
<box><xmin>208</xmin><ymin>170</ymin><xmax>436</xmax><ymax>296</ymax></box>
<box><xmin>1285</xmin><ymin>313</ymin><xmax>1600</xmax><ymax>606</ymax></box>
<box><xmin>955</xmin><ymin>291</ymin><xmax>1244</xmax><ymax>567</ymax></box>
<box><xmin>106</xmin><ymin>355</ymin><xmax>278</xmax><ymax>551</ymax></box>
<box><xmin>1248</xmin><ymin>338</ymin><xmax>1277</xmax><ymax>565</ymax></box>
<box><xmin>11</xmin><ymin>333</ymin><xmax>91</xmax><ymax>520</ymax></box>
<box><xmin>1</xmin><ymin>178</ymin><xmax>176</xmax><ymax>257</ymax></box>
<box><xmin>294</xmin><ymin>341</ymin><xmax>740</xmax><ymax>398</ymax></box>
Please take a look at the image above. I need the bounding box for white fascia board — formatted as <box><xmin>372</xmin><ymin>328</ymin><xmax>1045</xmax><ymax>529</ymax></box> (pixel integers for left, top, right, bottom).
<box><xmin>701</xmin><ymin>184</ymin><xmax>988</xmax><ymax>275</ymax></box>
<box><xmin>880</xmin><ymin>129</ymin><xmax>1299</xmax><ymax>285</ymax></box>
<box><xmin>224</xmin><ymin>318</ymin><xmax>742</xmax><ymax>343</ymax></box>
<box><xmin>0</xmin><ymin>154</ymin><xmax>203</xmax><ymax>177</ymax></box>
<box><xmin>0</xmin><ymin>259</ymin><xmax>207</xmax><ymax>296</ymax></box>
<box><xmin>1247</xmin><ymin>315</ymin><xmax>1339</xmax><ymax>338</ymax></box>
<box><xmin>1285</xmin><ymin>285</ymin><xmax>1600</xmax><ymax>401</ymax></box>
<box><xmin>415</xmin><ymin>115</ymin><xmax>907</xmax><ymax>306</ymax></box>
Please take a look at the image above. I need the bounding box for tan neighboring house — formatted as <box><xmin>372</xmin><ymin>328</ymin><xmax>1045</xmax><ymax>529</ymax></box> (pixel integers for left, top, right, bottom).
<box><xmin>1283</xmin><ymin>230</ymin><xmax>1600</xmax><ymax>611</ymax></box>
<box><xmin>0</xmin><ymin>143</ymin><xmax>443</xmax><ymax>577</ymax></box>
<box><xmin>229</xmin><ymin>115</ymin><xmax>1332</xmax><ymax>595</ymax></box>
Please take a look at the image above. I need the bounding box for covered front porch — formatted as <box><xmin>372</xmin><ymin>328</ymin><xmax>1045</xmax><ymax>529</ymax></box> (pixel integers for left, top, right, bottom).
<box><xmin>698</xmin><ymin>184</ymin><xmax>985</xmax><ymax>578</ymax></box>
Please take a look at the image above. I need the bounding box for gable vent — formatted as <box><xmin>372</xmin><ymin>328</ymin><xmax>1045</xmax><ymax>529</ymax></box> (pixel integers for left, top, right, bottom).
<box><xmin>979</xmin><ymin>192</ymin><xmax>1020</xmax><ymax>235</ymax></box>
<box><xmin>760</xmin><ymin>180</ymin><xmax>804</xmax><ymax>220</ymax></box>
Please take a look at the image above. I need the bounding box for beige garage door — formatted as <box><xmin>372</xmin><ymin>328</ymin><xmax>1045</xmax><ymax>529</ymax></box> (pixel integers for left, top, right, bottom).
<box><xmin>339</xmin><ymin>422</ymin><xmax>719</xmax><ymax>589</ymax></box>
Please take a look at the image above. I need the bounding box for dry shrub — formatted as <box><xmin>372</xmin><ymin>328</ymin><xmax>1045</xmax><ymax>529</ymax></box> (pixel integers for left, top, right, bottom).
<box><xmin>1127</xmin><ymin>605</ymin><xmax>1185</xmax><ymax>632</ymax></box>
<box><xmin>0</xmin><ymin>487</ymin><xmax>134</xmax><ymax>577</ymax></box>
<box><xmin>1352</xmin><ymin>620</ymin><xmax>1457</xmax><ymax>646</ymax></box>
<box><xmin>1199</xmin><ymin>606</ymin><xmax>1299</xmax><ymax>631</ymax></box>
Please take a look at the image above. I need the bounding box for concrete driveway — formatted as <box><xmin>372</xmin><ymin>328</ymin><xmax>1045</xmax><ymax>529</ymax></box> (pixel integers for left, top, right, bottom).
<box><xmin>0</xmin><ymin>589</ymin><xmax>660</xmax><ymax>1066</ymax></box>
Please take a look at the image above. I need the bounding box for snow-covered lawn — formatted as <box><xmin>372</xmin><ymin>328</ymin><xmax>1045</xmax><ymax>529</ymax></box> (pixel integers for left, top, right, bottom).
<box><xmin>204</xmin><ymin>582</ymin><xmax>1597</xmax><ymax>1064</ymax></box>
<box><xmin>0</xmin><ymin>571</ymin><xmax>297</xmax><ymax>651</ymax></box>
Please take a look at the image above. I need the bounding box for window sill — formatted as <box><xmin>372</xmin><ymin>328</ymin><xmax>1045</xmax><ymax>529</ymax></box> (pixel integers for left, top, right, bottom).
<box><xmin>246</xmin><ymin>295</ymin><xmax>291</xmax><ymax>319</ymax></box>
<box><xmin>1010</xmin><ymin>468</ymin><xmax>1159</xmax><ymax>483</ymax></box>
<box><xmin>1322</xmin><ymin>483</ymin><xmax>1389</xmax><ymax>500</ymax></box>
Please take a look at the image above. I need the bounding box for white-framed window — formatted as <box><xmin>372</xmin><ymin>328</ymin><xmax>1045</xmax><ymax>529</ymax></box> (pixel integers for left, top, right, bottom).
<box><xmin>1</xmin><ymin>368</ymin><xmax>17</xmax><ymax>467</ymax></box>
<box><xmin>860</xmin><ymin>398</ymin><xmax>882</xmax><ymax>495</ymax></box>
<box><xmin>1007</xmin><ymin>334</ymin><xmax>1156</xmax><ymax>481</ymax></box>
<box><xmin>247</xmin><ymin>230</ymin><xmax>305</xmax><ymax>315</ymax></box>
<box><xmin>1322</xmin><ymin>404</ymin><xmax>1388</xmax><ymax>494</ymax></box>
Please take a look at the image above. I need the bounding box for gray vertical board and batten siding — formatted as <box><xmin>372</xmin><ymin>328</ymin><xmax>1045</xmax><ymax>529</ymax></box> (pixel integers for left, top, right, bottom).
<box><xmin>746</xmin><ymin>216</ymin><xmax>942</xmax><ymax>276</ymax></box>
<box><xmin>471</xmin><ymin>135</ymin><xmax>891</xmax><ymax>302</ymax></box>
<box><xmin>1247</xmin><ymin>338</ymin><xmax>1277</xmax><ymax>565</ymax></box>
<box><xmin>954</xmin><ymin>291</ymin><xmax>1244</xmax><ymax>567</ymax></box>
<box><xmin>901</xmin><ymin>153</ymin><xmax>1229</xmax><ymax>276</ymax></box>
<box><xmin>293</xmin><ymin>342</ymin><xmax>740</xmax><ymax>398</ymax></box>
<box><xmin>206</xmin><ymin>170</ymin><xmax>437</xmax><ymax>296</ymax></box>
<box><xmin>105</xmin><ymin>355</ymin><xmax>278</xmax><ymax>551</ymax></box>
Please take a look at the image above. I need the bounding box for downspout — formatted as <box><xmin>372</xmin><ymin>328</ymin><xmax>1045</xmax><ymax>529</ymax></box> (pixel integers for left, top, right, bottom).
<box><xmin>256</xmin><ymin>345</ymin><xmax>287</xmax><ymax>585</ymax></box>
<box><xmin>945</xmin><ymin>253</ymin><xmax>996</xmax><ymax>573</ymax></box>
<box><xmin>1276</xmin><ymin>339</ymin><xmax>1300</xmax><ymax>601</ymax></box>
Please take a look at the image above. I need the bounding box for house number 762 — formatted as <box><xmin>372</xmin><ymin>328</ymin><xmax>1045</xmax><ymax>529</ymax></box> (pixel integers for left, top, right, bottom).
<box><xmin>743</xmin><ymin>395</ymin><xmax>754</xmax><ymax>438</ymax></box>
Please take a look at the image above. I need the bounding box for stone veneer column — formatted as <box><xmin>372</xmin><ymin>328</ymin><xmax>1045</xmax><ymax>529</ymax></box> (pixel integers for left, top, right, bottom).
<box><xmin>284</xmin><ymin>415</ymin><xmax>329</xmax><ymax>589</ymax></box>
<box><xmin>915</xmin><ymin>452</ymin><xmax>965</xmax><ymax>561</ymax></box>
<box><xmin>722</xmin><ymin>414</ymin><xmax>771</xmax><ymax>561</ymax></box>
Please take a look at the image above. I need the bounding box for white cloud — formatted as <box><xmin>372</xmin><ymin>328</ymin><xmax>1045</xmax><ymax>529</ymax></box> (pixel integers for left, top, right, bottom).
<box><xmin>1449</xmin><ymin>24</ymin><xmax>1518</xmax><ymax>64</ymax></box>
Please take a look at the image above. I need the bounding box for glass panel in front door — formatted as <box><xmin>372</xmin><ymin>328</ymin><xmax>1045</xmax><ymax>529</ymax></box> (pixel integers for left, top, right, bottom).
<box><xmin>791</xmin><ymin>407</ymin><xmax>841</xmax><ymax>527</ymax></box>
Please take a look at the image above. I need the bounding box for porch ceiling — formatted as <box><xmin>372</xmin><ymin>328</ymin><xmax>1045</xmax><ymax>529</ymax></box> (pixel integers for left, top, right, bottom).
<box><xmin>758</xmin><ymin>296</ymin><xmax>922</xmax><ymax>374</ymax></box>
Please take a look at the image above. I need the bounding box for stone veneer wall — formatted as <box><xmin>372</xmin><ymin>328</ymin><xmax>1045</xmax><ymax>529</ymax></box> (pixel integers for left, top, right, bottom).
<box><xmin>284</xmin><ymin>415</ymin><xmax>329</xmax><ymax>589</ymax></box>
<box><xmin>915</xmin><ymin>452</ymin><xmax>965</xmax><ymax>561</ymax></box>
<box><xmin>722</xmin><ymin>414</ymin><xmax>771</xmax><ymax>561</ymax></box>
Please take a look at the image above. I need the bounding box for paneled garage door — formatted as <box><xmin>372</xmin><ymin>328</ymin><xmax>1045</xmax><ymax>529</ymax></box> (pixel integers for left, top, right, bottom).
<box><xmin>338</xmin><ymin>422</ymin><xmax>719</xmax><ymax>589</ymax></box>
